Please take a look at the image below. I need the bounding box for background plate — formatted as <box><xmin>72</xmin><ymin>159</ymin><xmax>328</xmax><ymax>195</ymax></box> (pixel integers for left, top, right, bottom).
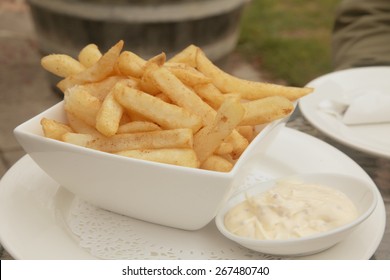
<box><xmin>299</xmin><ymin>67</ymin><xmax>390</xmax><ymax>159</ymax></box>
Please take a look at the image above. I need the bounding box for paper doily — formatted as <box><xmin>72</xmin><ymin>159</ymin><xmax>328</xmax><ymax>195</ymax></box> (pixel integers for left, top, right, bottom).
<box><xmin>64</xmin><ymin>171</ymin><xmax>287</xmax><ymax>260</ymax></box>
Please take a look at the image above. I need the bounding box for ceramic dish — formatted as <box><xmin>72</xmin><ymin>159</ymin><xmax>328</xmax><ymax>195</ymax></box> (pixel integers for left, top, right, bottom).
<box><xmin>216</xmin><ymin>173</ymin><xmax>377</xmax><ymax>256</ymax></box>
<box><xmin>299</xmin><ymin>66</ymin><xmax>390</xmax><ymax>159</ymax></box>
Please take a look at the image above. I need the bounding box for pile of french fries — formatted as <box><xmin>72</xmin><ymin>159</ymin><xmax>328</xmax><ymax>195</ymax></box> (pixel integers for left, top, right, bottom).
<box><xmin>40</xmin><ymin>40</ymin><xmax>312</xmax><ymax>172</ymax></box>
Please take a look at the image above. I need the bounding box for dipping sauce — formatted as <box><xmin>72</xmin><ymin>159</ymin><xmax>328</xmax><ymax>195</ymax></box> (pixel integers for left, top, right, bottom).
<box><xmin>224</xmin><ymin>181</ymin><xmax>358</xmax><ymax>240</ymax></box>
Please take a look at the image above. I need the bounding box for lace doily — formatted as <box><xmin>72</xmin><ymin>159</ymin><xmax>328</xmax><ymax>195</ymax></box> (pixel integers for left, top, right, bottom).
<box><xmin>64</xmin><ymin>171</ymin><xmax>287</xmax><ymax>260</ymax></box>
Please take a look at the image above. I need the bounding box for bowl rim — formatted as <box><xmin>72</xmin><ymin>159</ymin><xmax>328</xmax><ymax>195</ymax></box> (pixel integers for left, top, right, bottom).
<box><xmin>215</xmin><ymin>172</ymin><xmax>378</xmax><ymax>246</ymax></box>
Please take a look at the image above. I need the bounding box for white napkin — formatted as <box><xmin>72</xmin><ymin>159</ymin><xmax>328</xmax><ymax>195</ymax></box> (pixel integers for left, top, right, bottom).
<box><xmin>318</xmin><ymin>89</ymin><xmax>390</xmax><ymax>125</ymax></box>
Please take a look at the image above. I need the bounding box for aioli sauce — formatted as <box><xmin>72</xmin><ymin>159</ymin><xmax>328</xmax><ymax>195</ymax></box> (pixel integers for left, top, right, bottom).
<box><xmin>224</xmin><ymin>181</ymin><xmax>358</xmax><ymax>240</ymax></box>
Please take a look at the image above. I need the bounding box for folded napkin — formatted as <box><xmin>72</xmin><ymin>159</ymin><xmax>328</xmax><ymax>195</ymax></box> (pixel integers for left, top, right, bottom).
<box><xmin>318</xmin><ymin>89</ymin><xmax>390</xmax><ymax>125</ymax></box>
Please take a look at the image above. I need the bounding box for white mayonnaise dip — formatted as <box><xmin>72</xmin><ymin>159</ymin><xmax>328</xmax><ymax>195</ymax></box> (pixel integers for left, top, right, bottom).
<box><xmin>224</xmin><ymin>180</ymin><xmax>358</xmax><ymax>240</ymax></box>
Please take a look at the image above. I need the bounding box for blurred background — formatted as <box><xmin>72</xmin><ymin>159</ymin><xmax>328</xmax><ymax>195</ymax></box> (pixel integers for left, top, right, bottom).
<box><xmin>238</xmin><ymin>0</ymin><xmax>340</xmax><ymax>86</ymax></box>
<box><xmin>0</xmin><ymin>0</ymin><xmax>340</xmax><ymax>259</ymax></box>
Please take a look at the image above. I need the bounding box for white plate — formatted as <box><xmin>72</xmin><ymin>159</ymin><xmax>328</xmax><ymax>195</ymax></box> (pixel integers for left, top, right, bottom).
<box><xmin>299</xmin><ymin>66</ymin><xmax>390</xmax><ymax>159</ymax></box>
<box><xmin>0</xmin><ymin>128</ymin><xmax>386</xmax><ymax>260</ymax></box>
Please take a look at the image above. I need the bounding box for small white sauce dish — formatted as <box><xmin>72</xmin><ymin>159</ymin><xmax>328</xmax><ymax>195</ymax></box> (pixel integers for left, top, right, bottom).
<box><xmin>215</xmin><ymin>173</ymin><xmax>378</xmax><ymax>256</ymax></box>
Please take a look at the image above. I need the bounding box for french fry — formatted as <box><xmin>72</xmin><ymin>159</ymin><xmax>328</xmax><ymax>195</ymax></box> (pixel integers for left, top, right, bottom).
<box><xmin>66</xmin><ymin>112</ymin><xmax>104</xmax><ymax>138</ymax></box>
<box><xmin>168</xmin><ymin>44</ymin><xmax>198</xmax><ymax>67</ymax></box>
<box><xmin>78</xmin><ymin>43</ymin><xmax>102</xmax><ymax>68</ymax></box>
<box><xmin>62</xmin><ymin>132</ymin><xmax>95</xmax><ymax>147</ymax></box>
<box><xmin>139</xmin><ymin>69</ymin><xmax>161</xmax><ymax>95</ymax></box>
<box><xmin>40</xmin><ymin>118</ymin><xmax>73</xmax><ymax>140</ymax></box>
<box><xmin>165</xmin><ymin>62</ymin><xmax>211</xmax><ymax>86</ymax></box>
<box><xmin>117</xmin><ymin>121</ymin><xmax>161</xmax><ymax>134</ymax></box>
<box><xmin>240</xmin><ymin>96</ymin><xmax>294</xmax><ymax>126</ymax></box>
<box><xmin>201</xmin><ymin>155</ymin><xmax>233</xmax><ymax>172</ymax></box>
<box><xmin>196</xmin><ymin>47</ymin><xmax>313</xmax><ymax>101</ymax></box>
<box><xmin>235</xmin><ymin>125</ymin><xmax>255</xmax><ymax>142</ymax></box>
<box><xmin>147</xmin><ymin>65</ymin><xmax>216</xmax><ymax>125</ymax></box>
<box><xmin>155</xmin><ymin>93</ymin><xmax>172</xmax><ymax>103</ymax></box>
<box><xmin>116</xmin><ymin>148</ymin><xmax>199</xmax><ymax>168</ymax></box>
<box><xmin>117</xmin><ymin>50</ymin><xmax>146</xmax><ymax>78</ymax></box>
<box><xmin>119</xmin><ymin>113</ymin><xmax>132</xmax><ymax>125</ymax></box>
<box><xmin>126</xmin><ymin>110</ymin><xmax>151</xmax><ymax>122</ymax></box>
<box><xmin>57</xmin><ymin>40</ymin><xmax>124</xmax><ymax>91</ymax></box>
<box><xmin>73</xmin><ymin>128</ymin><xmax>193</xmax><ymax>153</ymax></box>
<box><xmin>147</xmin><ymin>66</ymin><xmax>249</xmax><ymax>158</ymax></box>
<box><xmin>64</xmin><ymin>86</ymin><xmax>101</xmax><ymax>127</ymax></box>
<box><xmin>148</xmin><ymin>52</ymin><xmax>166</xmax><ymax>66</ymax></box>
<box><xmin>193</xmin><ymin>98</ymin><xmax>245</xmax><ymax>163</ymax></box>
<box><xmin>224</xmin><ymin>130</ymin><xmax>249</xmax><ymax>159</ymax></box>
<box><xmin>214</xmin><ymin>142</ymin><xmax>234</xmax><ymax>155</ymax></box>
<box><xmin>79</xmin><ymin>76</ymin><xmax>130</xmax><ymax>101</ymax></box>
<box><xmin>114</xmin><ymin>84</ymin><xmax>202</xmax><ymax>133</ymax></box>
<box><xmin>95</xmin><ymin>84</ymin><xmax>124</xmax><ymax>137</ymax></box>
<box><xmin>193</xmin><ymin>82</ymin><xmax>226</xmax><ymax>110</ymax></box>
<box><xmin>139</xmin><ymin>54</ymin><xmax>166</xmax><ymax>95</ymax></box>
<box><xmin>41</xmin><ymin>54</ymin><xmax>86</xmax><ymax>78</ymax></box>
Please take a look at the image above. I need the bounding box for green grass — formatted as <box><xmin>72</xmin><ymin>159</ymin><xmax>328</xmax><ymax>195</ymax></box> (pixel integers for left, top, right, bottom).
<box><xmin>237</xmin><ymin>0</ymin><xmax>341</xmax><ymax>86</ymax></box>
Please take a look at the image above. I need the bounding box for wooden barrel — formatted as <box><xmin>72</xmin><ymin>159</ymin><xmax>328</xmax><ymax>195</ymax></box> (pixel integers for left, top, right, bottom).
<box><xmin>27</xmin><ymin>0</ymin><xmax>249</xmax><ymax>61</ymax></box>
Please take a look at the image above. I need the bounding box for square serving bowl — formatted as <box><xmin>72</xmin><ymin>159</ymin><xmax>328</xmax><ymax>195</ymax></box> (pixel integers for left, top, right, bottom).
<box><xmin>14</xmin><ymin>101</ymin><xmax>287</xmax><ymax>230</ymax></box>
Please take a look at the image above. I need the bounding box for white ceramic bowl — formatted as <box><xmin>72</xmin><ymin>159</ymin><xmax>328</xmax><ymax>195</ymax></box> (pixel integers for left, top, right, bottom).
<box><xmin>215</xmin><ymin>173</ymin><xmax>377</xmax><ymax>256</ymax></box>
<box><xmin>14</xmin><ymin>101</ymin><xmax>287</xmax><ymax>230</ymax></box>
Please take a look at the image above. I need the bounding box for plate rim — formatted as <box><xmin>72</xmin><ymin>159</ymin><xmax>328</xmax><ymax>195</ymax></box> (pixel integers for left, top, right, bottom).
<box><xmin>299</xmin><ymin>66</ymin><xmax>390</xmax><ymax>159</ymax></box>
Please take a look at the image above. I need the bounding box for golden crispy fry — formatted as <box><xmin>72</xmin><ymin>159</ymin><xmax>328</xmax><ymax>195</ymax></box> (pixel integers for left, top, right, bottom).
<box><xmin>62</xmin><ymin>132</ymin><xmax>95</xmax><ymax>147</ymax></box>
<box><xmin>240</xmin><ymin>96</ymin><xmax>294</xmax><ymax>126</ymax></box>
<box><xmin>126</xmin><ymin>111</ymin><xmax>151</xmax><ymax>122</ymax></box>
<box><xmin>40</xmin><ymin>118</ymin><xmax>73</xmax><ymax>140</ymax></box>
<box><xmin>148</xmin><ymin>52</ymin><xmax>166</xmax><ymax>66</ymax></box>
<box><xmin>41</xmin><ymin>54</ymin><xmax>86</xmax><ymax>78</ymax></box>
<box><xmin>64</xmin><ymin>86</ymin><xmax>101</xmax><ymax>127</ymax></box>
<box><xmin>115</xmin><ymin>84</ymin><xmax>202</xmax><ymax>133</ymax></box>
<box><xmin>165</xmin><ymin>62</ymin><xmax>211</xmax><ymax>86</ymax></box>
<box><xmin>168</xmin><ymin>44</ymin><xmax>198</xmax><ymax>67</ymax></box>
<box><xmin>95</xmin><ymin>84</ymin><xmax>124</xmax><ymax>137</ymax></box>
<box><xmin>235</xmin><ymin>125</ymin><xmax>255</xmax><ymax>142</ymax></box>
<box><xmin>155</xmin><ymin>93</ymin><xmax>172</xmax><ymax>103</ymax></box>
<box><xmin>117</xmin><ymin>121</ymin><xmax>161</xmax><ymax>134</ymax></box>
<box><xmin>78</xmin><ymin>76</ymin><xmax>129</xmax><ymax>101</ymax></box>
<box><xmin>224</xmin><ymin>130</ymin><xmax>249</xmax><ymax>160</ymax></box>
<box><xmin>117</xmin><ymin>51</ymin><xmax>146</xmax><ymax>78</ymax></box>
<box><xmin>147</xmin><ymin>65</ymin><xmax>215</xmax><ymax>125</ymax></box>
<box><xmin>214</xmin><ymin>142</ymin><xmax>234</xmax><ymax>156</ymax></box>
<box><xmin>147</xmin><ymin>67</ymin><xmax>249</xmax><ymax>158</ymax></box>
<box><xmin>196</xmin><ymin>47</ymin><xmax>313</xmax><ymax>101</ymax></box>
<box><xmin>116</xmin><ymin>148</ymin><xmax>199</xmax><ymax>168</ymax></box>
<box><xmin>201</xmin><ymin>155</ymin><xmax>233</xmax><ymax>172</ymax></box>
<box><xmin>57</xmin><ymin>40</ymin><xmax>124</xmax><ymax>91</ymax></box>
<box><xmin>77</xmin><ymin>129</ymin><xmax>193</xmax><ymax>153</ymax></box>
<box><xmin>140</xmin><ymin>63</ymin><xmax>161</xmax><ymax>96</ymax></box>
<box><xmin>140</xmin><ymin>55</ymin><xmax>166</xmax><ymax>95</ymax></box>
<box><xmin>119</xmin><ymin>113</ymin><xmax>132</xmax><ymax>125</ymax></box>
<box><xmin>193</xmin><ymin>83</ymin><xmax>226</xmax><ymax>110</ymax></box>
<box><xmin>78</xmin><ymin>44</ymin><xmax>102</xmax><ymax>68</ymax></box>
<box><xmin>193</xmin><ymin>98</ymin><xmax>245</xmax><ymax>163</ymax></box>
<box><xmin>66</xmin><ymin>112</ymin><xmax>104</xmax><ymax>138</ymax></box>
